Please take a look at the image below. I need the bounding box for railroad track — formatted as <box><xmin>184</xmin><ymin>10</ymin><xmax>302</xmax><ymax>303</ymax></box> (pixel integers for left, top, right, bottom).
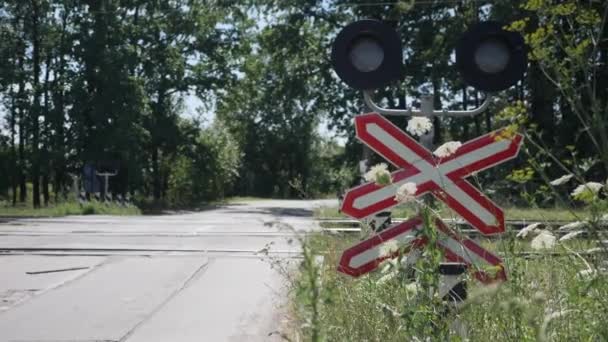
<box><xmin>317</xmin><ymin>218</ymin><xmax>608</xmax><ymax>237</ymax></box>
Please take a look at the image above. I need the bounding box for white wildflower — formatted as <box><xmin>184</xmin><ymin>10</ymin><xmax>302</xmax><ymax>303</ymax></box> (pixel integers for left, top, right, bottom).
<box><xmin>406</xmin><ymin>116</ymin><xmax>433</xmax><ymax>137</ymax></box>
<box><xmin>549</xmin><ymin>174</ymin><xmax>574</xmax><ymax>186</ymax></box>
<box><xmin>586</xmin><ymin>247</ymin><xmax>602</xmax><ymax>254</ymax></box>
<box><xmin>404</xmin><ymin>282</ymin><xmax>419</xmax><ymax>294</ymax></box>
<box><xmin>571</xmin><ymin>182</ymin><xmax>604</xmax><ymax>202</ymax></box>
<box><xmin>543</xmin><ymin>310</ymin><xmax>571</xmax><ymax>322</ymax></box>
<box><xmin>364</xmin><ymin>163</ymin><xmax>392</xmax><ymax>185</ymax></box>
<box><xmin>601</xmin><ymin>213</ymin><xmax>608</xmax><ymax>221</ymax></box>
<box><xmin>394</xmin><ymin>182</ymin><xmax>418</xmax><ymax>203</ymax></box>
<box><xmin>378</xmin><ymin>303</ymin><xmax>401</xmax><ymax>317</ymax></box>
<box><xmin>558</xmin><ymin>221</ymin><xmax>587</xmax><ymax>231</ymax></box>
<box><xmin>530</xmin><ymin>230</ymin><xmax>556</xmax><ymax>250</ymax></box>
<box><xmin>540</xmin><ymin>310</ymin><xmax>572</xmax><ymax>341</ymax></box>
<box><xmin>433</xmin><ymin>141</ymin><xmax>462</xmax><ymax>158</ymax></box>
<box><xmin>376</xmin><ymin>270</ymin><xmax>398</xmax><ymax>285</ymax></box>
<box><xmin>380</xmin><ymin>259</ymin><xmax>398</xmax><ymax>273</ymax></box>
<box><xmin>559</xmin><ymin>230</ymin><xmax>583</xmax><ymax>242</ymax></box>
<box><xmin>378</xmin><ymin>240</ymin><xmax>401</xmax><ymax>257</ymax></box>
<box><xmin>516</xmin><ymin>222</ymin><xmax>541</xmax><ymax>238</ymax></box>
<box><xmin>577</xmin><ymin>269</ymin><xmax>597</xmax><ymax>279</ymax></box>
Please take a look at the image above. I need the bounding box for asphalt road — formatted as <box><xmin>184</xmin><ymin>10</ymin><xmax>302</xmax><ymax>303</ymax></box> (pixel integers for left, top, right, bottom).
<box><xmin>0</xmin><ymin>199</ymin><xmax>336</xmax><ymax>342</ymax></box>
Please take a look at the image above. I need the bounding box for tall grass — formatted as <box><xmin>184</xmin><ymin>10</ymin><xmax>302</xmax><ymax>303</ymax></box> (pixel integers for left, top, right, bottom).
<box><xmin>289</xmin><ymin>232</ymin><xmax>608</xmax><ymax>341</ymax></box>
<box><xmin>0</xmin><ymin>200</ymin><xmax>141</xmax><ymax>217</ymax></box>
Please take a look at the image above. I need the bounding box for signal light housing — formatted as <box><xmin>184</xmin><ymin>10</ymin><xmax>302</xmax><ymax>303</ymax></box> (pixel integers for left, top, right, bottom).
<box><xmin>456</xmin><ymin>21</ymin><xmax>528</xmax><ymax>92</ymax></box>
<box><xmin>331</xmin><ymin>19</ymin><xmax>403</xmax><ymax>90</ymax></box>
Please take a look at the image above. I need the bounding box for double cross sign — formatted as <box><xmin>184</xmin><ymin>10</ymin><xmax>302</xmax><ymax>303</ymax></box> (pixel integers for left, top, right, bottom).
<box><xmin>338</xmin><ymin>113</ymin><xmax>522</xmax><ymax>283</ymax></box>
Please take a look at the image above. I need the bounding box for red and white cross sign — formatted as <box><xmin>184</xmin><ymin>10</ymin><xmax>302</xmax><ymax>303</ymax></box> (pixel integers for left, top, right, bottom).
<box><xmin>341</xmin><ymin>113</ymin><xmax>523</xmax><ymax>235</ymax></box>
<box><xmin>338</xmin><ymin>217</ymin><xmax>506</xmax><ymax>283</ymax></box>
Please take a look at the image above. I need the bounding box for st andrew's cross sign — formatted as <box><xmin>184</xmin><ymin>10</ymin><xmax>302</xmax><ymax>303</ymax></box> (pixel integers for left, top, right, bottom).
<box><xmin>337</xmin><ymin>216</ymin><xmax>506</xmax><ymax>283</ymax></box>
<box><xmin>338</xmin><ymin>113</ymin><xmax>522</xmax><ymax>281</ymax></box>
<box><xmin>341</xmin><ymin>113</ymin><xmax>523</xmax><ymax>236</ymax></box>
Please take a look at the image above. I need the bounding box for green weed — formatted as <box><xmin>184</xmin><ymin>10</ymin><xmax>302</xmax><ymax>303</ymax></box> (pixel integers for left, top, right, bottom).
<box><xmin>291</xmin><ymin>231</ymin><xmax>608</xmax><ymax>341</ymax></box>
<box><xmin>0</xmin><ymin>200</ymin><xmax>141</xmax><ymax>217</ymax></box>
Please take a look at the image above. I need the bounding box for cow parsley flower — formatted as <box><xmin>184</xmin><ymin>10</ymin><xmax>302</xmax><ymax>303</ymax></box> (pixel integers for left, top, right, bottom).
<box><xmin>433</xmin><ymin>141</ymin><xmax>462</xmax><ymax>158</ymax></box>
<box><xmin>577</xmin><ymin>269</ymin><xmax>597</xmax><ymax>280</ymax></box>
<box><xmin>549</xmin><ymin>174</ymin><xmax>573</xmax><ymax>186</ymax></box>
<box><xmin>559</xmin><ymin>230</ymin><xmax>583</xmax><ymax>242</ymax></box>
<box><xmin>530</xmin><ymin>230</ymin><xmax>556</xmax><ymax>250</ymax></box>
<box><xmin>364</xmin><ymin>163</ymin><xmax>392</xmax><ymax>185</ymax></box>
<box><xmin>394</xmin><ymin>182</ymin><xmax>418</xmax><ymax>203</ymax></box>
<box><xmin>406</xmin><ymin>116</ymin><xmax>433</xmax><ymax>137</ymax></box>
<box><xmin>558</xmin><ymin>221</ymin><xmax>587</xmax><ymax>231</ymax></box>
<box><xmin>540</xmin><ymin>310</ymin><xmax>572</xmax><ymax>341</ymax></box>
<box><xmin>516</xmin><ymin>222</ymin><xmax>541</xmax><ymax>238</ymax></box>
<box><xmin>379</xmin><ymin>239</ymin><xmax>401</xmax><ymax>257</ymax></box>
<box><xmin>571</xmin><ymin>182</ymin><xmax>604</xmax><ymax>202</ymax></box>
<box><xmin>376</xmin><ymin>271</ymin><xmax>398</xmax><ymax>285</ymax></box>
<box><xmin>404</xmin><ymin>282</ymin><xmax>419</xmax><ymax>294</ymax></box>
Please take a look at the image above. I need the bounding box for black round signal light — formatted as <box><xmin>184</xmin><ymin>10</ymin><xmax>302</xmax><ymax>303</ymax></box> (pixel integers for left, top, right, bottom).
<box><xmin>456</xmin><ymin>21</ymin><xmax>528</xmax><ymax>92</ymax></box>
<box><xmin>331</xmin><ymin>20</ymin><xmax>403</xmax><ymax>90</ymax></box>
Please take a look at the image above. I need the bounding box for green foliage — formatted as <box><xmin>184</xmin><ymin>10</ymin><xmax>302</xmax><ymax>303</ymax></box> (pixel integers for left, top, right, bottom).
<box><xmin>166</xmin><ymin>120</ymin><xmax>242</xmax><ymax>205</ymax></box>
<box><xmin>508</xmin><ymin>1</ymin><xmax>608</xmax><ymax>176</ymax></box>
<box><xmin>306</xmin><ymin>139</ymin><xmax>358</xmax><ymax>198</ymax></box>
<box><xmin>0</xmin><ymin>200</ymin><xmax>141</xmax><ymax>217</ymax></box>
<box><xmin>291</xmin><ymin>230</ymin><xmax>608</xmax><ymax>341</ymax></box>
<box><xmin>0</xmin><ymin>0</ymin><xmax>246</xmax><ymax>208</ymax></box>
<box><xmin>216</xmin><ymin>6</ymin><xmax>337</xmax><ymax>198</ymax></box>
<box><xmin>0</xmin><ymin>0</ymin><xmax>605</xmax><ymax>210</ymax></box>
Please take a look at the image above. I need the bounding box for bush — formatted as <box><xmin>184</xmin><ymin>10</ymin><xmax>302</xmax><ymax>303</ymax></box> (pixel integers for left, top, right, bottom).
<box><xmin>166</xmin><ymin>121</ymin><xmax>242</xmax><ymax>205</ymax></box>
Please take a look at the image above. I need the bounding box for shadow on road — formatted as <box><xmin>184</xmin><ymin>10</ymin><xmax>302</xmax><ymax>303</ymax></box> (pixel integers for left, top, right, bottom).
<box><xmin>222</xmin><ymin>207</ymin><xmax>313</xmax><ymax>218</ymax></box>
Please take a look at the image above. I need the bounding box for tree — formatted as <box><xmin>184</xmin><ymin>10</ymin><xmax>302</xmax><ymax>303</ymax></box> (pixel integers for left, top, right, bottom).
<box><xmin>509</xmin><ymin>1</ymin><xmax>608</xmax><ymax>175</ymax></box>
<box><xmin>218</xmin><ymin>2</ymin><xmax>337</xmax><ymax>197</ymax></box>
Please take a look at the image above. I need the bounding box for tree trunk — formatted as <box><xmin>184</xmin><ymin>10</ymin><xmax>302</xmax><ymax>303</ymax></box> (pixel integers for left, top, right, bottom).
<box><xmin>152</xmin><ymin>86</ymin><xmax>167</xmax><ymax>201</ymax></box>
<box><xmin>17</xmin><ymin>56</ymin><xmax>27</xmax><ymax>203</ymax></box>
<box><xmin>42</xmin><ymin>175</ymin><xmax>50</xmax><ymax>206</ymax></box>
<box><xmin>528</xmin><ymin>62</ymin><xmax>555</xmax><ymax>144</ymax></box>
<box><xmin>42</xmin><ymin>47</ymin><xmax>52</xmax><ymax>206</ymax></box>
<box><xmin>152</xmin><ymin>147</ymin><xmax>161</xmax><ymax>200</ymax></box>
<box><xmin>53</xmin><ymin>8</ymin><xmax>70</xmax><ymax>202</ymax></box>
<box><xmin>10</xmin><ymin>82</ymin><xmax>18</xmax><ymax>206</ymax></box>
<box><xmin>18</xmin><ymin>114</ymin><xmax>26</xmax><ymax>203</ymax></box>
<box><xmin>30</xmin><ymin>0</ymin><xmax>42</xmax><ymax>208</ymax></box>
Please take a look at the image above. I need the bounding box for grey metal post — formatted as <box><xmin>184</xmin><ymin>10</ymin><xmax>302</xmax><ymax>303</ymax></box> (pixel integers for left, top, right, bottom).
<box><xmin>419</xmin><ymin>94</ymin><xmax>435</xmax><ymax>150</ymax></box>
<box><xmin>96</xmin><ymin>172</ymin><xmax>117</xmax><ymax>201</ymax></box>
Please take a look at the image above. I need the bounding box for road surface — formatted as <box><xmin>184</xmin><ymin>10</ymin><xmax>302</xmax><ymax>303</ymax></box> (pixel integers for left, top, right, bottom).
<box><xmin>0</xmin><ymin>199</ymin><xmax>335</xmax><ymax>342</ymax></box>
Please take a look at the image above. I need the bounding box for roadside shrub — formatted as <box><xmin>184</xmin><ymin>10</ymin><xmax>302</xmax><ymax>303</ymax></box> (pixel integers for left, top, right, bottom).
<box><xmin>166</xmin><ymin>120</ymin><xmax>242</xmax><ymax>205</ymax></box>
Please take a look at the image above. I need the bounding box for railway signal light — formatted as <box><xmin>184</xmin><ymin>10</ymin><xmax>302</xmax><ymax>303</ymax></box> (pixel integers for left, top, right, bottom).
<box><xmin>331</xmin><ymin>19</ymin><xmax>402</xmax><ymax>90</ymax></box>
<box><xmin>331</xmin><ymin>19</ymin><xmax>528</xmax><ymax>103</ymax></box>
<box><xmin>456</xmin><ymin>21</ymin><xmax>528</xmax><ymax>92</ymax></box>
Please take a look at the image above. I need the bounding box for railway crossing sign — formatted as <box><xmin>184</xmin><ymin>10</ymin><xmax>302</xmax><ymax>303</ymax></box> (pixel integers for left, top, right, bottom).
<box><xmin>337</xmin><ymin>217</ymin><xmax>426</xmax><ymax>277</ymax></box>
<box><xmin>338</xmin><ymin>217</ymin><xmax>506</xmax><ymax>283</ymax></box>
<box><xmin>341</xmin><ymin>113</ymin><xmax>523</xmax><ymax>236</ymax></box>
<box><xmin>338</xmin><ymin>112</ymin><xmax>522</xmax><ymax>283</ymax></box>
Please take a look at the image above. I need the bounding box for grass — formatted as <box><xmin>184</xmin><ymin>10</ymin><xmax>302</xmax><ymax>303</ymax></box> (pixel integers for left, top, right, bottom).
<box><xmin>289</xmin><ymin>230</ymin><xmax>608</xmax><ymax>341</ymax></box>
<box><xmin>0</xmin><ymin>200</ymin><xmax>141</xmax><ymax>217</ymax></box>
<box><xmin>314</xmin><ymin>204</ymin><xmax>590</xmax><ymax>222</ymax></box>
